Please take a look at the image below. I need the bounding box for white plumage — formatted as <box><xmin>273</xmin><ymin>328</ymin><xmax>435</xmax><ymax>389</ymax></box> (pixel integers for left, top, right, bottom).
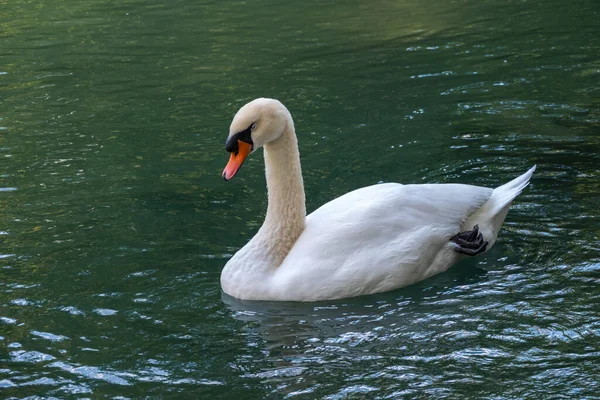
<box><xmin>220</xmin><ymin>98</ymin><xmax>535</xmax><ymax>301</ymax></box>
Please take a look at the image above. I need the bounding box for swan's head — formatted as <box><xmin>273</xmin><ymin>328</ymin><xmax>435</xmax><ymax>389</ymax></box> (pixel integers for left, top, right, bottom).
<box><xmin>223</xmin><ymin>98</ymin><xmax>290</xmax><ymax>181</ymax></box>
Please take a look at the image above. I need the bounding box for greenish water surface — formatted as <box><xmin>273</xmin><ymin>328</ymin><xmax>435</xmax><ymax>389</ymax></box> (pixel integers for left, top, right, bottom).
<box><xmin>1</xmin><ymin>0</ymin><xmax>599</xmax><ymax>398</ymax></box>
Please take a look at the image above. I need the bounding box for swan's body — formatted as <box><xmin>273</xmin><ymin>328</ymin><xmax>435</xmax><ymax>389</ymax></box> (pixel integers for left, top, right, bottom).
<box><xmin>220</xmin><ymin>98</ymin><xmax>535</xmax><ymax>302</ymax></box>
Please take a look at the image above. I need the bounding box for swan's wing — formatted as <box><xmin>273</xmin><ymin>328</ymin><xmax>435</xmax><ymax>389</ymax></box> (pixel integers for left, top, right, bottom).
<box><xmin>308</xmin><ymin>182</ymin><xmax>493</xmax><ymax>230</ymax></box>
<box><xmin>273</xmin><ymin>183</ymin><xmax>493</xmax><ymax>300</ymax></box>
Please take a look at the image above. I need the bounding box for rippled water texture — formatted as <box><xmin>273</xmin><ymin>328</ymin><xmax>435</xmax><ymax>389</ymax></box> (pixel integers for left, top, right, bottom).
<box><xmin>1</xmin><ymin>0</ymin><xmax>599</xmax><ymax>398</ymax></box>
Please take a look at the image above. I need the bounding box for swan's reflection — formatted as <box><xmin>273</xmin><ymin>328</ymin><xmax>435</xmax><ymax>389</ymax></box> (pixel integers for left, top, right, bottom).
<box><xmin>221</xmin><ymin>261</ymin><xmax>487</xmax><ymax>349</ymax></box>
<box><xmin>221</xmin><ymin>263</ymin><xmax>490</xmax><ymax>397</ymax></box>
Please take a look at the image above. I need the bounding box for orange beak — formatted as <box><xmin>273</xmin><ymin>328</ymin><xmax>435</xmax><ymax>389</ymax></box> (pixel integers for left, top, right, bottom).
<box><xmin>223</xmin><ymin>140</ymin><xmax>252</xmax><ymax>181</ymax></box>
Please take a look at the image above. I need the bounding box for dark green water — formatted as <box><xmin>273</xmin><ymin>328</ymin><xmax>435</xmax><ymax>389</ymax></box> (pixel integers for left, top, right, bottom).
<box><xmin>1</xmin><ymin>0</ymin><xmax>599</xmax><ymax>398</ymax></box>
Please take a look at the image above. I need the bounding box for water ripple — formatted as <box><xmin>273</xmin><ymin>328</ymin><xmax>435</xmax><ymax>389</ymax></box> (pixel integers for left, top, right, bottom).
<box><xmin>50</xmin><ymin>362</ymin><xmax>131</xmax><ymax>386</ymax></box>
<box><xmin>1</xmin><ymin>0</ymin><xmax>598</xmax><ymax>397</ymax></box>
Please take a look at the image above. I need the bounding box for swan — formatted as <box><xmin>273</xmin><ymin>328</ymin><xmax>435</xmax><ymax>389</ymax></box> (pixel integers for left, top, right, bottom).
<box><xmin>220</xmin><ymin>98</ymin><xmax>535</xmax><ymax>302</ymax></box>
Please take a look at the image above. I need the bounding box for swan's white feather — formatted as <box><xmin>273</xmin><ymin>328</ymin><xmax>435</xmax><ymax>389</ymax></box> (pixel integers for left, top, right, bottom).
<box><xmin>270</xmin><ymin>182</ymin><xmax>491</xmax><ymax>300</ymax></box>
<box><xmin>270</xmin><ymin>168</ymin><xmax>536</xmax><ymax>301</ymax></box>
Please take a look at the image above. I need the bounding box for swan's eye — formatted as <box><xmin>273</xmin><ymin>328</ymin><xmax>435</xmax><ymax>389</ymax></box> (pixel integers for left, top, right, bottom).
<box><xmin>251</xmin><ymin>123</ymin><xmax>257</xmax><ymax>131</ymax></box>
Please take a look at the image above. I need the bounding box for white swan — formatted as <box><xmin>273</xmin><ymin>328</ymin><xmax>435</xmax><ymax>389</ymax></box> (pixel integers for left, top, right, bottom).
<box><xmin>220</xmin><ymin>98</ymin><xmax>535</xmax><ymax>302</ymax></box>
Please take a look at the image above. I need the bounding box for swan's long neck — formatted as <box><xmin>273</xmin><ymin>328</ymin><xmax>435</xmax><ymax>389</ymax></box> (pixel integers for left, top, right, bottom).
<box><xmin>257</xmin><ymin>118</ymin><xmax>306</xmax><ymax>266</ymax></box>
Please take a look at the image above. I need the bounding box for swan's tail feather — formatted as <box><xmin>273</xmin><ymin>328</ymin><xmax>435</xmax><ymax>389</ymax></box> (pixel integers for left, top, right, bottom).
<box><xmin>490</xmin><ymin>165</ymin><xmax>536</xmax><ymax>212</ymax></box>
<box><xmin>464</xmin><ymin>165</ymin><xmax>535</xmax><ymax>250</ymax></box>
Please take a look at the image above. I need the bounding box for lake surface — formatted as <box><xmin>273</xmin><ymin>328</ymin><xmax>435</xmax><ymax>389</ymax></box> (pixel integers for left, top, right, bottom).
<box><xmin>1</xmin><ymin>0</ymin><xmax>599</xmax><ymax>398</ymax></box>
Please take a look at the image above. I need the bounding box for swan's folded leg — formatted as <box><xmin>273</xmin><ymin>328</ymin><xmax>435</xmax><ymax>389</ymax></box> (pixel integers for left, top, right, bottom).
<box><xmin>450</xmin><ymin>224</ymin><xmax>489</xmax><ymax>255</ymax></box>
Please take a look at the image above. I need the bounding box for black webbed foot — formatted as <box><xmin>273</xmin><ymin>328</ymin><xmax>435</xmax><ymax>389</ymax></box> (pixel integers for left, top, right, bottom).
<box><xmin>450</xmin><ymin>224</ymin><xmax>489</xmax><ymax>256</ymax></box>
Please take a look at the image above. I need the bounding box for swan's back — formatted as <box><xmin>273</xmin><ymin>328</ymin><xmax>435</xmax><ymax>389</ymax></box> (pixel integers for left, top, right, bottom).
<box><xmin>307</xmin><ymin>182</ymin><xmax>492</xmax><ymax>234</ymax></box>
